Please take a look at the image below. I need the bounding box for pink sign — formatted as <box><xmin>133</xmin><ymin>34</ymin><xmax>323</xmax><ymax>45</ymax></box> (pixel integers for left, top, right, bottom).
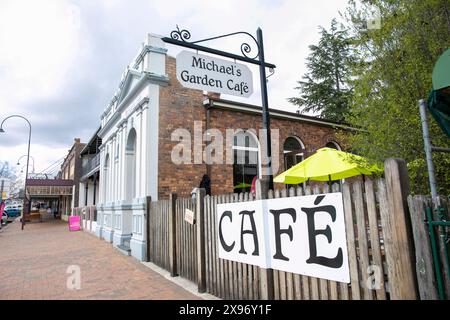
<box><xmin>68</xmin><ymin>216</ymin><xmax>81</xmax><ymax>231</ymax></box>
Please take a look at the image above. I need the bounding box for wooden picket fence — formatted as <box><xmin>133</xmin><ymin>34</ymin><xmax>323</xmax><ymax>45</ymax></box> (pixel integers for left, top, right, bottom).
<box><xmin>148</xmin><ymin>200</ymin><xmax>170</xmax><ymax>270</ymax></box>
<box><xmin>175</xmin><ymin>197</ymin><xmax>197</xmax><ymax>283</ymax></box>
<box><xmin>145</xmin><ymin>158</ymin><xmax>420</xmax><ymax>300</ymax></box>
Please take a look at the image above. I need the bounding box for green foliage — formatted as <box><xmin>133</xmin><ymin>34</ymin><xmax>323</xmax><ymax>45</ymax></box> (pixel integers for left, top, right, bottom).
<box><xmin>342</xmin><ymin>0</ymin><xmax>450</xmax><ymax>195</ymax></box>
<box><xmin>407</xmin><ymin>154</ymin><xmax>450</xmax><ymax>195</ymax></box>
<box><xmin>288</xmin><ymin>19</ymin><xmax>355</xmax><ymax>122</ymax></box>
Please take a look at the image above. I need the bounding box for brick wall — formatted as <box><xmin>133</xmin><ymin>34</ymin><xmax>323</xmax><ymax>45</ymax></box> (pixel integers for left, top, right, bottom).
<box><xmin>158</xmin><ymin>56</ymin><xmax>205</xmax><ymax>199</ymax></box>
<box><xmin>60</xmin><ymin>138</ymin><xmax>86</xmax><ymax>207</ymax></box>
<box><xmin>207</xmin><ymin>109</ymin><xmax>341</xmax><ymax>194</ymax></box>
<box><xmin>158</xmin><ymin>56</ymin><xmax>342</xmax><ymax>198</ymax></box>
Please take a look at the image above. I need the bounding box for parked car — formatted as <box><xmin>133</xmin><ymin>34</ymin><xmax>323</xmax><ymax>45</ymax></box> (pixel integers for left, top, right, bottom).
<box><xmin>4</xmin><ymin>205</ymin><xmax>21</xmax><ymax>218</ymax></box>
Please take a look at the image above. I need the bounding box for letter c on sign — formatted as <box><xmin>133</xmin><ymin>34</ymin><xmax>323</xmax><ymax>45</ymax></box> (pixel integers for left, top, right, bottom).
<box><xmin>219</xmin><ymin>211</ymin><xmax>235</xmax><ymax>252</ymax></box>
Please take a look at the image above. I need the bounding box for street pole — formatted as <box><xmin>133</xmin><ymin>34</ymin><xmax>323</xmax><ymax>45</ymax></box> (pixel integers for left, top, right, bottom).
<box><xmin>0</xmin><ymin>179</ymin><xmax>3</xmax><ymax>230</ymax></box>
<box><xmin>23</xmin><ymin>124</ymin><xmax>31</xmax><ymax>230</ymax></box>
<box><xmin>419</xmin><ymin>99</ymin><xmax>437</xmax><ymax>198</ymax></box>
<box><xmin>257</xmin><ymin>28</ymin><xmax>273</xmax><ymax>190</ymax></box>
<box><xmin>0</xmin><ymin>115</ymin><xmax>32</xmax><ymax>230</ymax></box>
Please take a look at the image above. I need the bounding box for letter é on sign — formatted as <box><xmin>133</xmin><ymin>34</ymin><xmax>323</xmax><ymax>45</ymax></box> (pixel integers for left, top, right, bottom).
<box><xmin>301</xmin><ymin>195</ymin><xmax>343</xmax><ymax>268</ymax></box>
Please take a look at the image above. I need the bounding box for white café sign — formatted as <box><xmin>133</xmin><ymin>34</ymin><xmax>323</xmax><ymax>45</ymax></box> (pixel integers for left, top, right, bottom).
<box><xmin>217</xmin><ymin>193</ymin><xmax>350</xmax><ymax>283</ymax></box>
<box><xmin>176</xmin><ymin>50</ymin><xmax>253</xmax><ymax>98</ymax></box>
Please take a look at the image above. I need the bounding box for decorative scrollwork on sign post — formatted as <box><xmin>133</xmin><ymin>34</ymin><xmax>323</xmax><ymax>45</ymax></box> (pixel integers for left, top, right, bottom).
<box><xmin>170</xmin><ymin>25</ymin><xmax>191</xmax><ymax>42</ymax></box>
<box><xmin>169</xmin><ymin>27</ymin><xmax>260</xmax><ymax>61</ymax></box>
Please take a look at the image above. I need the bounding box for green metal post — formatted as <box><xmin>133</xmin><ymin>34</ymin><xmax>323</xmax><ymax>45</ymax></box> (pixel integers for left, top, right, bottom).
<box><xmin>426</xmin><ymin>206</ymin><xmax>445</xmax><ymax>299</ymax></box>
<box><xmin>435</xmin><ymin>205</ymin><xmax>450</xmax><ymax>283</ymax></box>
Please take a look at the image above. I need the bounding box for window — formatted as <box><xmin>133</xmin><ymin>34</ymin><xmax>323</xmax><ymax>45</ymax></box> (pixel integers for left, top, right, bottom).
<box><xmin>232</xmin><ymin>131</ymin><xmax>259</xmax><ymax>194</ymax></box>
<box><xmin>325</xmin><ymin>141</ymin><xmax>341</xmax><ymax>150</ymax></box>
<box><xmin>283</xmin><ymin>137</ymin><xmax>305</xmax><ymax>171</ymax></box>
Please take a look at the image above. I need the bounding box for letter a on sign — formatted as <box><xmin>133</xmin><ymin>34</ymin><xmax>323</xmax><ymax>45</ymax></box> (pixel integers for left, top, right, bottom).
<box><xmin>217</xmin><ymin>193</ymin><xmax>350</xmax><ymax>283</ymax></box>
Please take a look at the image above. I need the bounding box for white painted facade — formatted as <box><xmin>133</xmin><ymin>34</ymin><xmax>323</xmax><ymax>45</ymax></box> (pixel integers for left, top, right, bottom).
<box><xmin>95</xmin><ymin>34</ymin><xmax>168</xmax><ymax>261</ymax></box>
<box><xmin>78</xmin><ymin>180</ymin><xmax>99</xmax><ymax>207</ymax></box>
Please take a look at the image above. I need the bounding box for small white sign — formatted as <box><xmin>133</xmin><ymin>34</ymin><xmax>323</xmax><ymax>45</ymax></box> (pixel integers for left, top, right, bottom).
<box><xmin>217</xmin><ymin>193</ymin><xmax>350</xmax><ymax>283</ymax></box>
<box><xmin>185</xmin><ymin>208</ymin><xmax>195</xmax><ymax>225</ymax></box>
<box><xmin>176</xmin><ymin>50</ymin><xmax>253</xmax><ymax>98</ymax></box>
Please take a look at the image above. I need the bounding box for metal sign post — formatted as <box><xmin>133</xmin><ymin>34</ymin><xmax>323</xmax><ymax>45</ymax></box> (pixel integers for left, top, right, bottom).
<box><xmin>162</xmin><ymin>26</ymin><xmax>276</xmax><ymax>189</ymax></box>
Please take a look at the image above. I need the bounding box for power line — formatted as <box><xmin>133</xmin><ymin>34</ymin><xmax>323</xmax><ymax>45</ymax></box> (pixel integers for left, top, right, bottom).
<box><xmin>35</xmin><ymin>156</ymin><xmax>65</xmax><ymax>176</ymax></box>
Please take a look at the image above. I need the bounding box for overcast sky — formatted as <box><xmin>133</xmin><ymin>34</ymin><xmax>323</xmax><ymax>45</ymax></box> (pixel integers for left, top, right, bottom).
<box><xmin>0</xmin><ymin>0</ymin><xmax>349</xmax><ymax>177</ymax></box>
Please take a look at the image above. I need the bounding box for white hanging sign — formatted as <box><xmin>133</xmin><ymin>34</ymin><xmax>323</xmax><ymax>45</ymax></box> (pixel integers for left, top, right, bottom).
<box><xmin>217</xmin><ymin>193</ymin><xmax>350</xmax><ymax>283</ymax></box>
<box><xmin>176</xmin><ymin>50</ymin><xmax>253</xmax><ymax>98</ymax></box>
<box><xmin>184</xmin><ymin>208</ymin><xmax>195</xmax><ymax>225</ymax></box>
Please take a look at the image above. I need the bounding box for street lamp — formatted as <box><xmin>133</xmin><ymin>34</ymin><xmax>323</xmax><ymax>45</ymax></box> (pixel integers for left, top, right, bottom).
<box><xmin>20</xmin><ymin>164</ymin><xmax>34</xmax><ymax>174</ymax></box>
<box><xmin>17</xmin><ymin>155</ymin><xmax>35</xmax><ymax>173</ymax></box>
<box><xmin>0</xmin><ymin>115</ymin><xmax>32</xmax><ymax>230</ymax></box>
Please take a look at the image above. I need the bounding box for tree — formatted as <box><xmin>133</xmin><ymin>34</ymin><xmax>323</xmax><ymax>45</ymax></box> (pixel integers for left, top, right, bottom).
<box><xmin>0</xmin><ymin>161</ymin><xmax>16</xmax><ymax>179</ymax></box>
<box><xmin>0</xmin><ymin>161</ymin><xmax>21</xmax><ymax>199</ymax></box>
<box><xmin>288</xmin><ymin>19</ymin><xmax>355</xmax><ymax>122</ymax></box>
<box><xmin>341</xmin><ymin>0</ymin><xmax>450</xmax><ymax>194</ymax></box>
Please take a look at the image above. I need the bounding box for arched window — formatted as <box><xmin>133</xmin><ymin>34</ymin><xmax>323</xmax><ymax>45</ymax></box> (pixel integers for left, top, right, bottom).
<box><xmin>283</xmin><ymin>137</ymin><xmax>305</xmax><ymax>170</ymax></box>
<box><xmin>232</xmin><ymin>131</ymin><xmax>259</xmax><ymax>194</ymax></box>
<box><xmin>125</xmin><ymin>128</ymin><xmax>137</xmax><ymax>201</ymax></box>
<box><xmin>325</xmin><ymin>141</ymin><xmax>341</xmax><ymax>150</ymax></box>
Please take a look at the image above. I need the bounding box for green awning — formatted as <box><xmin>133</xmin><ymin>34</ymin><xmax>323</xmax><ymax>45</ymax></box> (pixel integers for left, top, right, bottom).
<box><xmin>427</xmin><ymin>89</ymin><xmax>450</xmax><ymax>138</ymax></box>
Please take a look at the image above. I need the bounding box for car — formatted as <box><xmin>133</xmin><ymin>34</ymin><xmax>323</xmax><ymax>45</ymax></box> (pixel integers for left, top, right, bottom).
<box><xmin>4</xmin><ymin>205</ymin><xmax>21</xmax><ymax>218</ymax></box>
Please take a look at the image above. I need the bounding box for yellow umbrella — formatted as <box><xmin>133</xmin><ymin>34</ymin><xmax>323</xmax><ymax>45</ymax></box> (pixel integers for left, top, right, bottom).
<box><xmin>274</xmin><ymin>147</ymin><xmax>382</xmax><ymax>184</ymax></box>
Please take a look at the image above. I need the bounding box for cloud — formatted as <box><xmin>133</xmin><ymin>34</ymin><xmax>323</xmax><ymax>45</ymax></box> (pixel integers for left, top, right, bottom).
<box><xmin>0</xmin><ymin>0</ymin><xmax>349</xmax><ymax>172</ymax></box>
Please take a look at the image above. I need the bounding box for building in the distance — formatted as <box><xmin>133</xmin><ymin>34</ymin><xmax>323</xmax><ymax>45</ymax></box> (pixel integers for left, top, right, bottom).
<box><xmin>58</xmin><ymin>138</ymin><xmax>85</xmax><ymax>220</ymax></box>
<box><xmin>78</xmin><ymin>127</ymin><xmax>101</xmax><ymax>209</ymax></box>
<box><xmin>93</xmin><ymin>34</ymin><xmax>353</xmax><ymax>261</ymax></box>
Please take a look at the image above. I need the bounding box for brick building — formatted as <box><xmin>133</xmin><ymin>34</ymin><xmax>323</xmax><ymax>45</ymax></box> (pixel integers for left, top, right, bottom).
<box><xmin>58</xmin><ymin>138</ymin><xmax>85</xmax><ymax>220</ymax></box>
<box><xmin>95</xmin><ymin>34</ymin><xmax>351</xmax><ymax>260</ymax></box>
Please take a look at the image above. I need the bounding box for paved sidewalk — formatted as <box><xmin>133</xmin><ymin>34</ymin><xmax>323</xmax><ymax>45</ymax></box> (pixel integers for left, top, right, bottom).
<box><xmin>0</xmin><ymin>219</ymin><xmax>200</xmax><ymax>300</ymax></box>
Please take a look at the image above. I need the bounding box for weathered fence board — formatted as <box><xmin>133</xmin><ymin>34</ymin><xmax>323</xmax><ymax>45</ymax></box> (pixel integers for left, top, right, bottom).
<box><xmin>342</xmin><ymin>183</ymin><xmax>361</xmax><ymax>300</ymax></box>
<box><xmin>353</xmin><ymin>181</ymin><xmax>373</xmax><ymax>300</ymax></box>
<box><xmin>407</xmin><ymin>195</ymin><xmax>438</xmax><ymax>300</ymax></box>
<box><xmin>381</xmin><ymin>159</ymin><xmax>418</xmax><ymax>299</ymax></box>
<box><xmin>365</xmin><ymin>179</ymin><xmax>387</xmax><ymax>300</ymax></box>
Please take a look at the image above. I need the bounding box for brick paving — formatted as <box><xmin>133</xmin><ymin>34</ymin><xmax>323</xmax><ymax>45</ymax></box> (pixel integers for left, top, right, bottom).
<box><xmin>0</xmin><ymin>219</ymin><xmax>200</xmax><ymax>300</ymax></box>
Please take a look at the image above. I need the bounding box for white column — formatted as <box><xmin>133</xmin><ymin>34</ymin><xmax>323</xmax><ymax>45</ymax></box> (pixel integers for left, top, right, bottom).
<box><xmin>139</xmin><ymin>109</ymin><xmax>145</xmax><ymax>197</ymax></box>
<box><xmin>135</xmin><ymin>113</ymin><xmax>142</xmax><ymax>198</ymax></box>
<box><xmin>116</xmin><ymin>129</ymin><xmax>121</xmax><ymax>200</ymax></box>
<box><xmin>120</xmin><ymin>125</ymin><xmax>127</xmax><ymax>201</ymax></box>
<box><xmin>112</xmin><ymin>137</ymin><xmax>118</xmax><ymax>201</ymax></box>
